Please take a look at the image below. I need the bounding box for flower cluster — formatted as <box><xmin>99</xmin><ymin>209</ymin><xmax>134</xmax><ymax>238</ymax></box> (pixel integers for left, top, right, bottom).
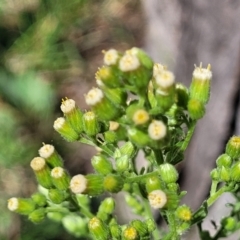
<box><xmin>9</xmin><ymin>47</ymin><xmax>240</xmax><ymax>239</ymax></box>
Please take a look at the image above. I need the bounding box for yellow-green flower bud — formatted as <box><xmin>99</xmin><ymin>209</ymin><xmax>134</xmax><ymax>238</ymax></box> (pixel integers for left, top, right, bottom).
<box><xmin>119</xmin><ymin>141</ymin><xmax>136</xmax><ymax>158</ymax></box>
<box><xmin>225</xmin><ymin>136</ymin><xmax>240</xmax><ymax>159</ymax></box>
<box><xmin>60</xmin><ymin>98</ymin><xmax>84</xmax><ymax>133</ymax></box>
<box><xmin>103</xmin><ymin>174</ymin><xmax>124</xmax><ymax>193</ymax></box>
<box><xmin>230</xmin><ymin>162</ymin><xmax>240</xmax><ymax>182</ymax></box>
<box><xmin>148</xmin><ymin>81</ymin><xmax>158</xmax><ymax>108</ymax></box>
<box><xmin>83</xmin><ymin>111</ymin><xmax>99</xmax><ymax>136</ymax></box>
<box><xmin>219</xmin><ymin>166</ymin><xmax>231</xmax><ymax>182</ymax></box>
<box><xmin>221</xmin><ymin>217</ymin><xmax>236</xmax><ymax>231</ymax></box>
<box><xmin>216</xmin><ymin>154</ymin><xmax>232</xmax><ymax>168</ymax></box>
<box><xmin>51</xmin><ymin>167</ymin><xmax>70</xmax><ymax>191</ymax></box>
<box><xmin>85</xmin><ymin>174</ymin><xmax>104</xmax><ymax>196</ymax></box>
<box><xmin>62</xmin><ymin>215</ymin><xmax>88</xmax><ymax>237</ymax></box>
<box><xmin>125</xmin><ymin>194</ymin><xmax>144</xmax><ymax>215</ymax></box>
<box><xmin>88</xmin><ymin>217</ymin><xmax>109</xmax><ymax>240</ymax></box>
<box><xmin>127</xmin><ymin>128</ymin><xmax>150</xmax><ymax>148</ymax></box>
<box><xmin>164</xmin><ymin>191</ymin><xmax>179</xmax><ymax>210</ymax></box>
<box><xmin>158</xmin><ymin>163</ymin><xmax>179</xmax><ymax>184</ymax></box>
<box><xmin>85</xmin><ymin>88</ymin><xmax>120</xmax><ymax>121</ymax></box>
<box><xmin>110</xmin><ymin>224</ymin><xmax>121</xmax><ymax>239</ymax></box>
<box><xmin>167</xmin><ymin>183</ymin><xmax>179</xmax><ymax>192</ymax></box>
<box><xmin>144</xmin><ymin>218</ymin><xmax>156</xmax><ymax>232</ymax></box>
<box><xmin>98</xmin><ymin>197</ymin><xmax>115</xmax><ymax>215</ymax></box>
<box><xmin>187</xmin><ymin>98</ymin><xmax>205</xmax><ymax>120</ymax></box>
<box><xmin>176</xmin><ymin>83</ymin><xmax>189</xmax><ymax>109</ymax></box>
<box><xmin>8</xmin><ymin>197</ymin><xmax>35</xmax><ymax>215</ymax></box>
<box><xmin>148</xmin><ymin>190</ymin><xmax>167</xmax><ymax>209</ymax></box>
<box><xmin>38</xmin><ymin>144</ymin><xmax>63</xmax><ymax>168</ymax></box>
<box><xmin>116</xmin><ymin>155</ymin><xmax>129</xmax><ymax>172</ymax></box>
<box><xmin>47</xmin><ymin>212</ymin><xmax>64</xmax><ymax>222</ymax></box>
<box><xmin>145</xmin><ymin>176</ymin><xmax>162</xmax><ymax>193</ymax></box>
<box><xmin>91</xmin><ymin>155</ymin><xmax>113</xmax><ymax>175</ymax></box>
<box><xmin>210</xmin><ymin>168</ymin><xmax>220</xmax><ymax>181</ymax></box>
<box><xmin>101</xmin><ymin>87</ymin><xmax>127</xmax><ymax>107</ymax></box>
<box><xmin>104</xmin><ymin>130</ymin><xmax>118</xmax><ymax>143</ymax></box>
<box><xmin>155</xmin><ymin>89</ymin><xmax>175</xmax><ymax>112</ymax></box>
<box><xmin>189</xmin><ymin>63</ymin><xmax>212</xmax><ymax>104</ymax></box>
<box><xmin>31</xmin><ymin>193</ymin><xmax>47</xmax><ymax>207</ymax></box>
<box><xmin>53</xmin><ymin>117</ymin><xmax>79</xmax><ymax>142</ymax></box>
<box><xmin>30</xmin><ymin>157</ymin><xmax>53</xmax><ymax>189</ymax></box>
<box><xmin>131</xmin><ymin>220</ymin><xmax>148</xmax><ymax>237</ymax></box>
<box><xmin>122</xmin><ymin>226</ymin><xmax>139</xmax><ymax>240</ymax></box>
<box><xmin>175</xmin><ymin>205</ymin><xmax>192</xmax><ymax>221</ymax></box>
<box><xmin>28</xmin><ymin>208</ymin><xmax>46</xmax><ymax>223</ymax></box>
<box><xmin>48</xmin><ymin>189</ymin><xmax>67</xmax><ymax>204</ymax></box>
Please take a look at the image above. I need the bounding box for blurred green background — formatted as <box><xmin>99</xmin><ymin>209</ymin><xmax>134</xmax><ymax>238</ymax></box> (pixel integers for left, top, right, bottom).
<box><xmin>0</xmin><ymin>0</ymin><xmax>144</xmax><ymax>239</ymax></box>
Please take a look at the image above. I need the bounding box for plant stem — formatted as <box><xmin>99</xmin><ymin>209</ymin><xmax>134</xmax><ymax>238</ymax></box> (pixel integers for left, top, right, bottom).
<box><xmin>210</xmin><ymin>180</ymin><xmax>218</xmax><ymax>196</ymax></box>
<box><xmin>180</xmin><ymin>120</ymin><xmax>196</xmax><ymax>152</ymax></box>
<box><xmin>125</xmin><ymin>171</ymin><xmax>159</xmax><ymax>183</ymax></box>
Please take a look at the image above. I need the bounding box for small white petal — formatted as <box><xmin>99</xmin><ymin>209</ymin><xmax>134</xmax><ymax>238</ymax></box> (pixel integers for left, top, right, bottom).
<box><xmin>104</xmin><ymin>49</ymin><xmax>119</xmax><ymax>65</ymax></box>
<box><xmin>193</xmin><ymin>64</ymin><xmax>212</xmax><ymax>81</ymax></box>
<box><xmin>70</xmin><ymin>174</ymin><xmax>87</xmax><ymax>194</ymax></box>
<box><xmin>60</xmin><ymin>99</ymin><xmax>76</xmax><ymax>114</ymax></box>
<box><xmin>119</xmin><ymin>54</ymin><xmax>140</xmax><ymax>72</ymax></box>
<box><xmin>30</xmin><ymin>157</ymin><xmax>46</xmax><ymax>171</ymax></box>
<box><xmin>148</xmin><ymin>120</ymin><xmax>167</xmax><ymax>140</ymax></box>
<box><xmin>53</xmin><ymin>117</ymin><xmax>66</xmax><ymax>131</ymax></box>
<box><xmin>85</xmin><ymin>88</ymin><xmax>104</xmax><ymax>106</ymax></box>
<box><xmin>155</xmin><ymin>70</ymin><xmax>175</xmax><ymax>89</ymax></box>
<box><xmin>51</xmin><ymin>167</ymin><xmax>64</xmax><ymax>178</ymax></box>
<box><xmin>148</xmin><ymin>190</ymin><xmax>167</xmax><ymax>209</ymax></box>
<box><xmin>8</xmin><ymin>198</ymin><xmax>19</xmax><ymax>211</ymax></box>
<box><xmin>39</xmin><ymin>144</ymin><xmax>55</xmax><ymax>159</ymax></box>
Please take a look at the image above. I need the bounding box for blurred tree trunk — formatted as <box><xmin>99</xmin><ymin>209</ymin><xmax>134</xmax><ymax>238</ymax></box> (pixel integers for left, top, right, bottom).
<box><xmin>142</xmin><ymin>0</ymin><xmax>240</xmax><ymax>238</ymax></box>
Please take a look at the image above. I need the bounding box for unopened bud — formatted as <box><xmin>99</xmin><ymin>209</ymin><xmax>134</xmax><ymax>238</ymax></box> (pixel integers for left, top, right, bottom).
<box><xmin>175</xmin><ymin>205</ymin><xmax>192</xmax><ymax>221</ymax></box>
<box><xmin>28</xmin><ymin>208</ymin><xmax>46</xmax><ymax>223</ymax></box>
<box><xmin>187</xmin><ymin>98</ymin><xmax>205</xmax><ymax>120</ymax></box>
<box><xmin>91</xmin><ymin>155</ymin><xmax>113</xmax><ymax>175</ymax></box>
<box><xmin>51</xmin><ymin>167</ymin><xmax>70</xmax><ymax>191</ymax></box>
<box><xmin>83</xmin><ymin>111</ymin><xmax>99</xmax><ymax>136</ymax></box>
<box><xmin>158</xmin><ymin>163</ymin><xmax>179</xmax><ymax>184</ymax></box>
<box><xmin>225</xmin><ymin>136</ymin><xmax>240</xmax><ymax>159</ymax></box>
<box><xmin>103</xmin><ymin>174</ymin><xmax>124</xmax><ymax>193</ymax></box>
<box><xmin>88</xmin><ymin>217</ymin><xmax>109</xmax><ymax>240</ymax></box>
<box><xmin>8</xmin><ymin>197</ymin><xmax>35</xmax><ymax>215</ymax></box>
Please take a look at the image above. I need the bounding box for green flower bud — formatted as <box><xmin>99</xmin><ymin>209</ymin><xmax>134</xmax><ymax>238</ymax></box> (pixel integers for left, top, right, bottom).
<box><xmin>189</xmin><ymin>63</ymin><xmax>212</xmax><ymax>104</ymax></box>
<box><xmin>116</xmin><ymin>155</ymin><xmax>129</xmax><ymax>172</ymax></box>
<box><xmin>226</xmin><ymin>136</ymin><xmax>240</xmax><ymax>159</ymax></box>
<box><xmin>47</xmin><ymin>212</ymin><xmax>64</xmax><ymax>222</ymax></box>
<box><xmin>38</xmin><ymin>144</ymin><xmax>63</xmax><ymax>168</ymax></box>
<box><xmin>51</xmin><ymin>167</ymin><xmax>70</xmax><ymax>191</ymax></box>
<box><xmin>97</xmin><ymin>197</ymin><xmax>115</xmax><ymax>221</ymax></box>
<box><xmin>216</xmin><ymin>154</ymin><xmax>232</xmax><ymax>168</ymax></box>
<box><xmin>187</xmin><ymin>98</ymin><xmax>205</xmax><ymax>120</ymax></box>
<box><xmin>30</xmin><ymin>157</ymin><xmax>53</xmax><ymax>189</ymax></box>
<box><xmin>131</xmin><ymin>220</ymin><xmax>148</xmax><ymax>237</ymax></box>
<box><xmin>167</xmin><ymin>183</ymin><xmax>179</xmax><ymax>192</ymax></box>
<box><xmin>144</xmin><ymin>218</ymin><xmax>156</xmax><ymax>232</ymax></box>
<box><xmin>145</xmin><ymin>176</ymin><xmax>162</xmax><ymax>193</ymax></box>
<box><xmin>122</xmin><ymin>226</ymin><xmax>139</xmax><ymax>240</ymax></box>
<box><xmin>104</xmin><ymin>130</ymin><xmax>118</xmax><ymax>143</ymax></box>
<box><xmin>31</xmin><ymin>193</ymin><xmax>47</xmax><ymax>207</ymax></box>
<box><xmin>85</xmin><ymin>88</ymin><xmax>121</xmax><ymax>121</ymax></box>
<box><xmin>53</xmin><ymin>117</ymin><xmax>79</xmax><ymax>142</ymax></box>
<box><xmin>8</xmin><ymin>197</ymin><xmax>35</xmax><ymax>215</ymax></box>
<box><xmin>83</xmin><ymin>111</ymin><xmax>100</xmax><ymax>136</ymax></box>
<box><xmin>155</xmin><ymin>89</ymin><xmax>175</xmax><ymax>112</ymax></box>
<box><xmin>175</xmin><ymin>83</ymin><xmax>189</xmax><ymax>109</ymax></box>
<box><xmin>85</xmin><ymin>174</ymin><xmax>104</xmax><ymax>196</ymax></box>
<box><xmin>110</xmin><ymin>224</ymin><xmax>121</xmax><ymax>239</ymax></box>
<box><xmin>102</xmin><ymin>87</ymin><xmax>127</xmax><ymax>107</ymax></box>
<box><xmin>221</xmin><ymin>217</ymin><xmax>236</xmax><ymax>231</ymax></box>
<box><xmin>210</xmin><ymin>168</ymin><xmax>220</xmax><ymax>181</ymax></box>
<box><xmin>127</xmin><ymin>128</ymin><xmax>150</xmax><ymax>148</ymax></box>
<box><xmin>125</xmin><ymin>194</ymin><xmax>143</xmax><ymax>215</ymax></box>
<box><xmin>48</xmin><ymin>189</ymin><xmax>67</xmax><ymax>204</ymax></box>
<box><xmin>175</xmin><ymin>205</ymin><xmax>192</xmax><ymax>221</ymax></box>
<box><xmin>28</xmin><ymin>208</ymin><xmax>46</xmax><ymax>223</ymax></box>
<box><xmin>103</xmin><ymin>174</ymin><xmax>124</xmax><ymax>193</ymax></box>
<box><xmin>60</xmin><ymin>98</ymin><xmax>84</xmax><ymax>133</ymax></box>
<box><xmin>91</xmin><ymin>155</ymin><xmax>113</xmax><ymax>175</ymax></box>
<box><xmin>230</xmin><ymin>162</ymin><xmax>240</xmax><ymax>182</ymax></box>
<box><xmin>164</xmin><ymin>191</ymin><xmax>180</xmax><ymax>210</ymax></box>
<box><xmin>88</xmin><ymin>217</ymin><xmax>109</xmax><ymax>240</ymax></box>
<box><xmin>119</xmin><ymin>141</ymin><xmax>136</xmax><ymax>159</ymax></box>
<box><xmin>148</xmin><ymin>81</ymin><xmax>158</xmax><ymax>108</ymax></box>
<box><xmin>219</xmin><ymin>166</ymin><xmax>231</xmax><ymax>182</ymax></box>
<box><xmin>158</xmin><ymin>163</ymin><xmax>179</xmax><ymax>184</ymax></box>
<box><xmin>62</xmin><ymin>215</ymin><xmax>88</xmax><ymax>237</ymax></box>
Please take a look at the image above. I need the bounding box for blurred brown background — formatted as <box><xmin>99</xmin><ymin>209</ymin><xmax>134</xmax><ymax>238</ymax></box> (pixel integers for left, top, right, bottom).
<box><xmin>1</xmin><ymin>0</ymin><xmax>240</xmax><ymax>239</ymax></box>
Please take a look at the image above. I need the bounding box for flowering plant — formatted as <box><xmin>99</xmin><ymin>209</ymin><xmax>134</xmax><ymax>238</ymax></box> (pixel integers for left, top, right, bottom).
<box><xmin>8</xmin><ymin>48</ymin><xmax>240</xmax><ymax>239</ymax></box>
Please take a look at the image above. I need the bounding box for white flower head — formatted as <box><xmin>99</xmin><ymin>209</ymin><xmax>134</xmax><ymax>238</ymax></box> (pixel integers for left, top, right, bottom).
<box><xmin>103</xmin><ymin>49</ymin><xmax>119</xmax><ymax>65</ymax></box>
<box><xmin>84</xmin><ymin>111</ymin><xmax>96</xmax><ymax>121</ymax></box>
<box><xmin>193</xmin><ymin>63</ymin><xmax>212</xmax><ymax>81</ymax></box>
<box><xmin>30</xmin><ymin>157</ymin><xmax>46</xmax><ymax>171</ymax></box>
<box><xmin>119</xmin><ymin>53</ymin><xmax>140</xmax><ymax>72</ymax></box>
<box><xmin>148</xmin><ymin>190</ymin><xmax>167</xmax><ymax>209</ymax></box>
<box><xmin>70</xmin><ymin>174</ymin><xmax>87</xmax><ymax>194</ymax></box>
<box><xmin>8</xmin><ymin>197</ymin><xmax>19</xmax><ymax>211</ymax></box>
<box><xmin>109</xmin><ymin>121</ymin><xmax>119</xmax><ymax>131</ymax></box>
<box><xmin>153</xmin><ymin>63</ymin><xmax>165</xmax><ymax>78</ymax></box>
<box><xmin>132</xmin><ymin>109</ymin><xmax>149</xmax><ymax>125</ymax></box>
<box><xmin>60</xmin><ymin>99</ymin><xmax>76</xmax><ymax>114</ymax></box>
<box><xmin>39</xmin><ymin>144</ymin><xmax>55</xmax><ymax>159</ymax></box>
<box><xmin>155</xmin><ymin>70</ymin><xmax>175</xmax><ymax>89</ymax></box>
<box><xmin>53</xmin><ymin>117</ymin><xmax>66</xmax><ymax>131</ymax></box>
<box><xmin>85</xmin><ymin>88</ymin><xmax>104</xmax><ymax>106</ymax></box>
<box><xmin>51</xmin><ymin>167</ymin><xmax>64</xmax><ymax>178</ymax></box>
<box><xmin>148</xmin><ymin>120</ymin><xmax>167</xmax><ymax>140</ymax></box>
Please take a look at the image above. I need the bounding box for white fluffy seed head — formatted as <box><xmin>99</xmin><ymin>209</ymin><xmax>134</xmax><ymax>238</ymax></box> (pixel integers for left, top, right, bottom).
<box><xmin>155</xmin><ymin>70</ymin><xmax>175</xmax><ymax>89</ymax></box>
<box><xmin>85</xmin><ymin>88</ymin><xmax>104</xmax><ymax>106</ymax></box>
<box><xmin>193</xmin><ymin>63</ymin><xmax>212</xmax><ymax>81</ymax></box>
<box><xmin>148</xmin><ymin>120</ymin><xmax>167</xmax><ymax>140</ymax></box>
<box><xmin>153</xmin><ymin>63</ymin><xmax>165</xmax><ymax>78</ymax></box>
<box><xmin>51</xmin><ymin>167</ymin><xmax>64</xmax><ymax>178</ymax></box>
<box><xmin>53</xmin><ymin>117</ymin><xmax>66</xmax><ymax>131</ymax></box>
<box><xmin>103</xmin><ymin>49</ymin><xmax>119</xmax><ymax>65</ymax></box>
<box><xmin>39</xmin><ymin>144</ymin><xmax>55</xmax><ymax>159</ymax></box>
<box><xmin>148</xmin><ymin>190</ymin><xmax>167</xmax><ymax>209</ymax></box>
<box><xmin>30</xmin><ymin>157</ymin><xmax>46</xmax><ymax>171</ymax></box>
<box><xmin>60</xmin><ymin>99</ymin><xmax>76</xmax><ymax>114</ymax></box>
<box><xmin>70</xmin><ymin>174</ymin><xmax>87</xmax><ymax>194</ymax></box>
<box><xmin>119</xmin><ymin>54</ymin><xmax>140</xmax><ymax>72</ymax></box>
<box><xmin>132</xmin><ymin>109</ymin><xmax>149</xmax><ymax>125</ymax></box>
<box><xmin>8</xmin><ymin>197</ymin><xmax>19</xmax><ymax>211</ymax></box>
